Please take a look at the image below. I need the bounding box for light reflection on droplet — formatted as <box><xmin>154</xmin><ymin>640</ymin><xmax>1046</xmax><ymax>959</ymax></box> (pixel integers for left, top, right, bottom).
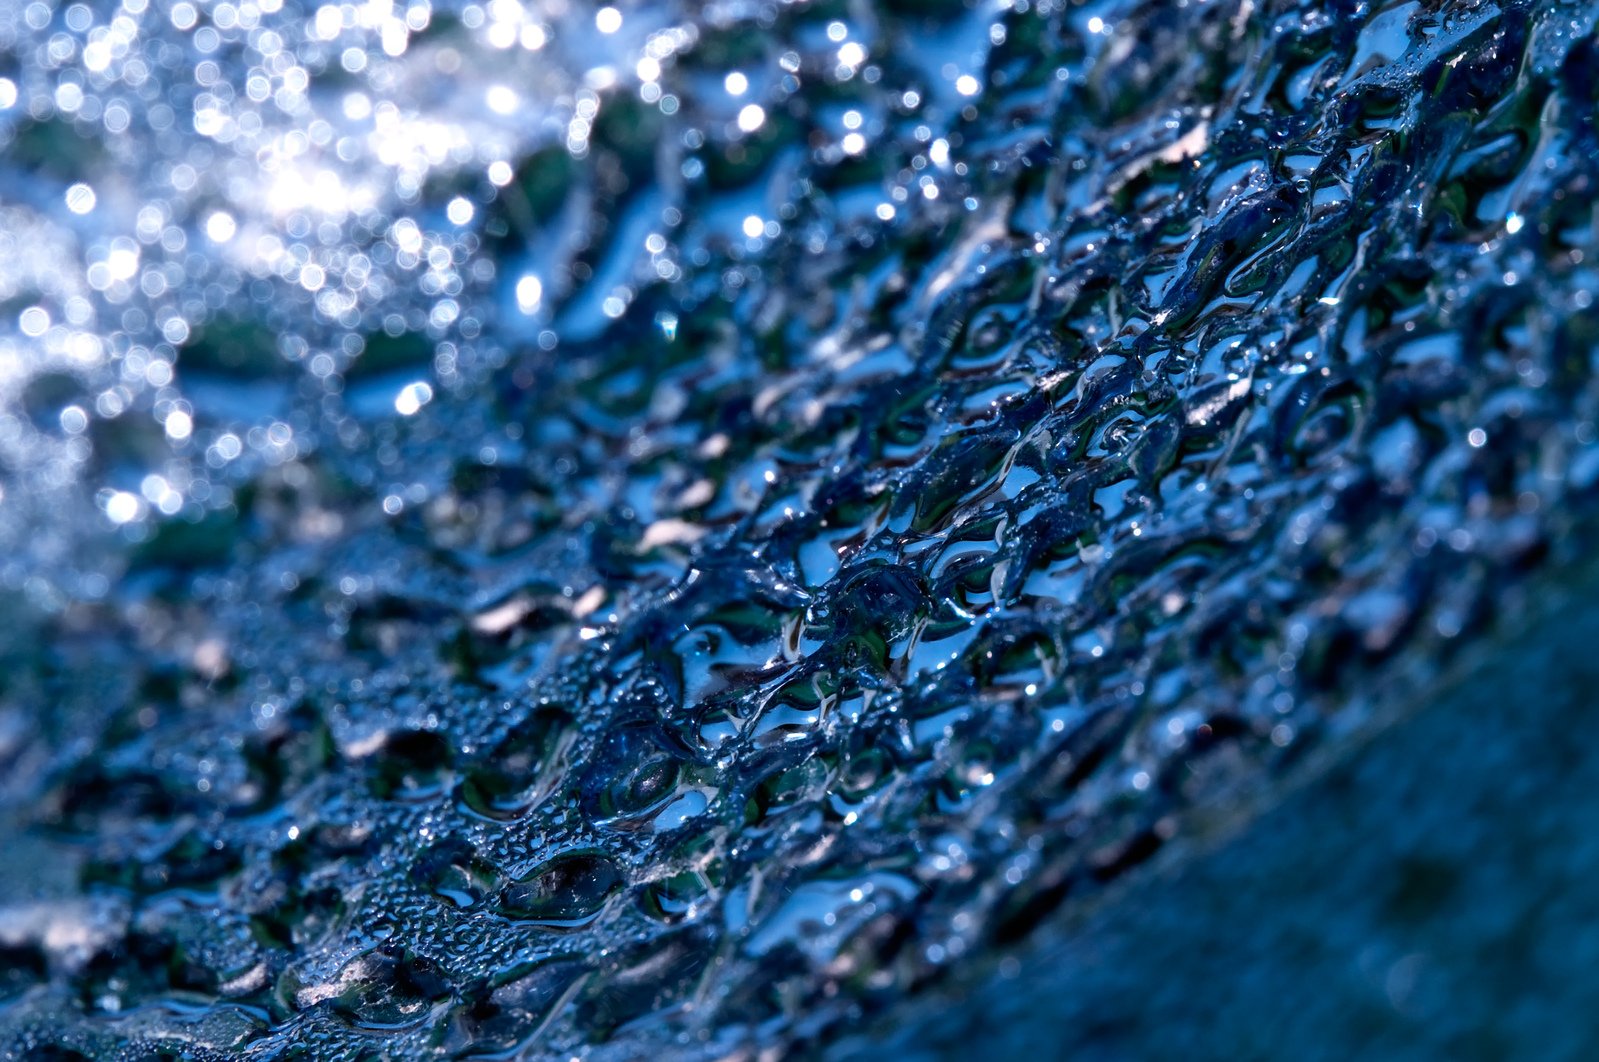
<box><xmin>394</xmin><ymin>380</ymin><xmax>433</xmax><ymax>415</ymax></box>
<box><xmin>19</xmin><ymin>307</ymin><xmax>50</xmax><ymax>337</ymax></box>
<box><xmin>516</xmin><ymin>274</ymin><xmax>543</xmax><ymax>312</ymax></box>
<box><xmin>205</xmin><ymin>211</ymin><xmax>237</xmax><ymax>242</ymax></box>
<box><xmin>486</xmin><ymin>85</ymin><xmax>518</xmax><ymax>115</ymax></box>
<box><xmin>737</xmin><ymin>104</ymin><xmax>766</xmax><ymax>133</ymax></box>
<box><xmin>60</xmin><ymin>406</ymin><xmax>89</xmax><ymax>434</ymax></box>
<box><xmin>165</xmin><ymin>409</ymin><xmax>193</xmax><ymax>441</ymax></box>
<box><xmin>66</xmin><ymin>184</ymin><xmax>98</xmax><ymax>214</ymax></box>
<box><xmin>105</xmin><ymin>490</ymin><xmax>141</xmax><ymax>524</ymax></box>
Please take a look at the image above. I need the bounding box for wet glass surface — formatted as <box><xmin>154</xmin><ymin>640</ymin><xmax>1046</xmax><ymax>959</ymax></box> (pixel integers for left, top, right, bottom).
<box><xmin>1</xmin><ymin>0</ymin><xmax>1598</xmax><ymax>1056</ymax></box>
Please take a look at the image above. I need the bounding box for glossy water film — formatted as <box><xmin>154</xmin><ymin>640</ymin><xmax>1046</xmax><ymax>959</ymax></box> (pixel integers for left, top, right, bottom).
<box><xmin>1</xmin><ymin>0</ymin><xmax>1598</xmax><ymax>1057</ymax></box>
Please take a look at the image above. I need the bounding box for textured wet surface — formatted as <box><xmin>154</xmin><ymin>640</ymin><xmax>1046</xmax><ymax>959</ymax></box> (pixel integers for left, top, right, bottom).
<box><xmin>1</xmin><ymin>0</ymin><xmax>1598</xmax><ymax>1057</ymax></box>
<box><xmin>837</xmin><ymin>559</ymin><xmax>1599</xmax><ymax>1061</ymax></box>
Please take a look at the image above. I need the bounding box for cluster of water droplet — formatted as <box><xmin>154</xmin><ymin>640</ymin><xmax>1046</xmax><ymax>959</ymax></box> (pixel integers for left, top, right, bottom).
<box><xmin>0</xmin><ymin>0</ymin><xmax>1005</xmax><ymax>597</ymax></box>
<box><xmin>3</xmin><ymin>0</ymin><xmax>1599</xmax><ymax>1057</ymax></box>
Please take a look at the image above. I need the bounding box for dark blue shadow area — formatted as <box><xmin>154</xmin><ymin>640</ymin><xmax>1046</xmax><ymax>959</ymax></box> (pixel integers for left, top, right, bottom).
<box><xmin>845</xmin><ymin>561</ymin><xmax>1599</xmax><ymax>1060</ymax></box>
